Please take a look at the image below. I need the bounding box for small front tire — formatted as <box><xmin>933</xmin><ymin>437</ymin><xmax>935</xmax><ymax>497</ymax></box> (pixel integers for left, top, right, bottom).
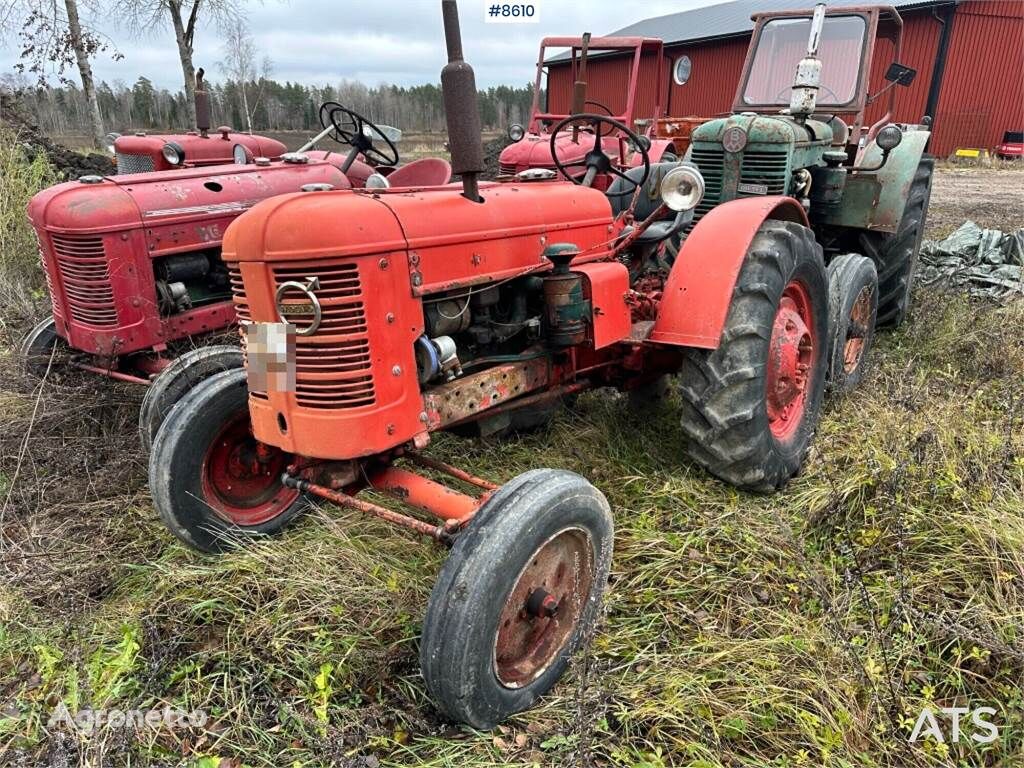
<box><xmin>826</xmin><ymin>254</ymin><xmax>878</xmax><ymax>393</ymax></box>
<box><xmin>420</xmin><ymin>469</ymin><xmax>613</xmax><ymax>729</ymax></box>
<box><xmin>148</xmin><ymin>368</ymin><xmax>304</xmax><ymax>553</ymax></box>
<box><xmin>20</xmin><ymin>317</ymin><xmax>62</xmax><ymax>377</ymax></box>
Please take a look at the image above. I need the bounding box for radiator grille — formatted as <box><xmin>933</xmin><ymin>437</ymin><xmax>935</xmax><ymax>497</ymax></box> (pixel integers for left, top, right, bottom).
<box><xmin>740</xmin><ymin>151</ymin><xmax>788</xmax><ymax>195</ymax></box>
<box><xmin>50</xmin><ymin>234</ymin><xmax>118</xmax><ymax>327</ymax></box>
<box><xmin>689</xmin><ymin>147</ymin><xmax>724</xmax><ymax>227</ymax></box>
<box><xmin>115</xmin><ymin>152</ymin><xmax>155</xmax><ymax>174</ymax></box>
<box><xmin>499</xmin><ymin>162</ymin><xmax>517</xmax><ymax>176</ymax></box>
<box><xmin>38</xmin><ymin>239</ymin><xmax>64</xmax><ymax>323</ymax></box>
<box><xmin>230</xmin><ymin>262</ymin><xmax>375</xmax><ymax>410</ymax></box>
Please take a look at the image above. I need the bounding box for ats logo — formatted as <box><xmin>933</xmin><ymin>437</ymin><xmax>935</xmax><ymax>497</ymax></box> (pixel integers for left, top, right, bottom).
<box><xmin>909</xmin><ymin>706</ymin><xmax>999</xmax><ymax>745</ymax></box>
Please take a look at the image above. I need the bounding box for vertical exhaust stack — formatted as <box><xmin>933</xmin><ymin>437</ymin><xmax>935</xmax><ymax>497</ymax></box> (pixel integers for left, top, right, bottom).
<box><xmin>441</xmin><ymin>0</ymin><xmax>484</xmax><ymax>201</ymax></box>
<box><xmin>790</xmin><ymin>3</ymin><xmax>827</xmax><ymax>123</ymax></box>
<box><xmin>195</xmin><ymin>67</ymin><xmax>211</xmax><ymax>138</ymax></box>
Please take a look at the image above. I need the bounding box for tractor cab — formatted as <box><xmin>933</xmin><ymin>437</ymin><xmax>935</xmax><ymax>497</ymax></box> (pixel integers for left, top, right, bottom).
<box><xmin>687</xmin><ymin>4</ymin><xmax>925</xmax><ymax>231</ymax></box>
<box><xmin>498</xmin><ymin>36</ymin><xmax>674</xmax><ymax>186</ymax></box>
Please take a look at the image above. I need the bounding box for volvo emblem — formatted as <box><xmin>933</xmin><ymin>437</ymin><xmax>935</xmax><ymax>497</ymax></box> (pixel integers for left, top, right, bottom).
<box><xmin>275</xmin><ymin>276</ymin><xmax>322</xmax><ymax>336</ymax></box>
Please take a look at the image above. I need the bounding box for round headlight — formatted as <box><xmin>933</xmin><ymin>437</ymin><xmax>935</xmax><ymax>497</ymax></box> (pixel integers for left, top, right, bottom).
<box><xmin>232</xmin><ymin>143</ymin><xmax>250</xmax><ymax>165</ymax></box>
<box><xmin>660</xmin><ymin>165</ymin><xmax>705</xmax><ymax>212</ymax></box>
<box><xmin>161</xmin><ymin>142</ymin><xmax>185</xmax><ymax>165</ymax></box>
<box><xmin>508</xmin><ymin>123</ymin><xmax>525</xmax><ymax>143</ymax></box>
<box><xmin>876</xmin><ymin>124</ymin><xmax>903</xmax><ymax>152</ymax></box>
<box><xmin>365</xmin><ymin>173</ymin><xmax>391</xmax><ymax>189</ymax></box>
<box><xmin>104</xmin><ymin>132</ymin><xmax>120</xmax><ymax>155</ymax></box>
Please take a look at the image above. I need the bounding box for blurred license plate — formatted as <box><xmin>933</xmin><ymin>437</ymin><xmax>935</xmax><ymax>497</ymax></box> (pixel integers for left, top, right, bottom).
<box><xmin>245</xmin><ymin>322</ymin><xmax>295</xmax><ymax>393</ymax></box>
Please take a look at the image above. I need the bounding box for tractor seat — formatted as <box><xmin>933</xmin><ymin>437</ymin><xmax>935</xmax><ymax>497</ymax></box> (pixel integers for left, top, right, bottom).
<box><xmin>387</xmin><ymin>157</ymin><xmax>452</xmax><ymax>188</ymax></box>
<box><xmin>606</xmin><ymin>161</ymin><xmax>695</xmax><ymax>243</ymax></box>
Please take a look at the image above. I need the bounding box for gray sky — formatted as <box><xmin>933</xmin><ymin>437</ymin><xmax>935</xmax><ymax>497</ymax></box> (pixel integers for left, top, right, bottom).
<box><xmin>2</xmin><ymin>0</ymin><xmax>727</xmax><ymax>90</ymax></box>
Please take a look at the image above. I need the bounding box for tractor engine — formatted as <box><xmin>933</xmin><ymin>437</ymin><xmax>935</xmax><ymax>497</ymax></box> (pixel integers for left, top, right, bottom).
<box><xmin>29</xmin><ymin>161</ymin><xmax>347</xmax><ymax>358</ymax></box>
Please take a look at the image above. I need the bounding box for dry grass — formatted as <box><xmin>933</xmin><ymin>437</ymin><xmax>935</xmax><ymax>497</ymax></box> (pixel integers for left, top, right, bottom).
<box><xmin>0</xmin><ymin>152</ymin><xmax>1021</xmax><ymax>767</ymax></box>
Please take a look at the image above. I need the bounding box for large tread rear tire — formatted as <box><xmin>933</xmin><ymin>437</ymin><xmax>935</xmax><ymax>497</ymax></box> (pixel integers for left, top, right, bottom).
<box><xmin>149</xmin><ymin>368</ymin><xmax>304</xmax><ymax>553</ymax></box>
<box><xmin>420</xmin><ymin>469</ymin><xmax>613</xmax><ymax>729</ymax></box>
<box><xmin>858</xmin><ymin>157</ymin><xmax>934</xmax><ymax>329</ymax></box>
<box><xmin>677</xmin><ymin>220</ymin><xmax>828</xmax><ymax>492</ymax></box>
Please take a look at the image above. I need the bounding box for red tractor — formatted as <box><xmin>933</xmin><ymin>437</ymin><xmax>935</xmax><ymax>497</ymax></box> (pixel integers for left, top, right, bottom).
<box><xmin>147</xmin><ymin>0</ymin><xmax>931</xmax><ymax>729</ymax></box>
<box><xmin>498</xmin><ymin>35</ymin><xmax>679</xmax><ymax>182</ymax></box>
<box><xmin>109</xmin><ymin>70</ymin><xmax>288</xmax><ymax>174</ymax></box>
<box><xmin>22</xmin><ymin>101</ymin><xmax>453</xmax><ymax>450</ymax></box>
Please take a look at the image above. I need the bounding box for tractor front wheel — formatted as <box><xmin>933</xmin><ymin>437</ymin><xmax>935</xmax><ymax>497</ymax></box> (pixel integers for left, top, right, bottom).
<box><xmin>149</xmin><ymin>368</ymin><xmax>304</xmax><ymax>552</ymax></box>
<box><xmin>420</xmin><ymin>469</ymin><xmax>613</xmax><ymax>729</ymax></box>
<box><xmin>826</xmin><ymin>254</ymin><xmax>878</xmax><ymax>393</ymax></box>
<box><xmin>20</xmin><ymin>317</ymin><xmax>63</xmax><ymax>377</ymax></box>
<box><xmin>678</xmin><ymin>220</ymin><xmax>828</xmax><ymax>491</ymax></box>
<box><xmin>139</xmin><ymin>345</ymin><xmax>243</xmax><ymax>452</ymax></box>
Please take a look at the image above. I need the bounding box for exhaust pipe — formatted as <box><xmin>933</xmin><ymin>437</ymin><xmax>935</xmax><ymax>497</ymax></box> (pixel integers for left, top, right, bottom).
<box><xmin>195</xmin><ymin>67</ymin><xmax>211</xmax><ymax>137</ymax></box>
<box><xmin>441</xmin><ymin>0</ymin><xmax>484</xmax><ymax>201</ymax></box>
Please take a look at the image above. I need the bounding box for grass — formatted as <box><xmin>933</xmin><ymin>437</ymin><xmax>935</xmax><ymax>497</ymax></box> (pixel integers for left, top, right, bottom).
<box><xmin>0</xmin><ymin>146</ymin><xmax>1021</xmax><ymax>767</ymax></box>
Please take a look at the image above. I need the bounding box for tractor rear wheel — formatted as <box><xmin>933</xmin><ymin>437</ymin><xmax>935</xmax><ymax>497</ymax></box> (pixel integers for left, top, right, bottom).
<box><xmin>420</xmin><ymin>469</ymin><xmax>613</xmax><ymax>729</ymax></box>
<box><xmin>20</xmin><ymin>317</ymin><xmax>62</xmax><ymax>377</ymax></box>
<box><xmin>677</xmin><ymin>220</ymin><xmax>828</xmax><ymax>491</ymax></box>
<box><xmin>138</xmin><ymin>345</ymin><xmax>243</xmax><ymax>452</ymax></box>
<box><xmin>149</xmin><ymin>368</ymin><xmax>304</xmax><ymax>552</ymax></box>
<box><xmin>826</xmin><ymin>254</ymin><xmax>878</xmax><ymax>393</ymax></box>
<box><xmin>858</xmin><ymin>157</ymin><xmax>934</xmax><ymax>328</ymax></box>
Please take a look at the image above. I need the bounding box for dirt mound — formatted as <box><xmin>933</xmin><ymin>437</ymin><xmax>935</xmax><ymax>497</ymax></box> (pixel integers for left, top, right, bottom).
<box><xmin>481</xmin><ymin>134</ymin><xmax>512</xmax><ymax>179</ymax></box>
<box><xmin>0</xmin><ymin>91</ymin><xmax>114</xmax><ymax>179</ymax></box>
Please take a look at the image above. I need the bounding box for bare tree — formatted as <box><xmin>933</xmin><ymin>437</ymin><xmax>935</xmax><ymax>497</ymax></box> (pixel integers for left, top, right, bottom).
<box><xmin>218</xmin><ymin>19</ymin><xmax>270</xmax><ymax>134</ymax></box>
<box><xmin>110</xmin><ymin>0</ymin><xmax>241</xmax><ymax>129</ymax></box>
<box><xmin>0</xmin><ymin>0</ymin><xmax>118</xmax><ymax>149</ymax></box>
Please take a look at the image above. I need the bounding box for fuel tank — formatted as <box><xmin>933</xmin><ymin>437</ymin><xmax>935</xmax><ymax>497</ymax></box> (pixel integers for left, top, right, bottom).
<box><xmin>29</xmin><ymin>160</ymin><xmax>348</xmax><ymax>357</ymax></box>
<box><xmin>224</xmin><ymin>182</ymin><xmax>617</xmax><ymax>460</ymax></box>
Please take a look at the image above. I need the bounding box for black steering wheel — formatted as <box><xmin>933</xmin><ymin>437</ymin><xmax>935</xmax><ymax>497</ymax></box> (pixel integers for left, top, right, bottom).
<box><xmin>549</xmin><ymin>113</ymin><xmax>650</xmax><ymax>193</ymax></box>
<box><xmin>317</xmin><ymin>101</ymin><xmax>400</xmax><ymax>168</ymax></box>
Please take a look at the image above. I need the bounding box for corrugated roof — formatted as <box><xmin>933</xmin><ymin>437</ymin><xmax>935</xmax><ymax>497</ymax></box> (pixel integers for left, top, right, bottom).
<box><xmin>550</xmin><ymin>0</ymin><xmax>953</xmax><ymax>61</ymax></box>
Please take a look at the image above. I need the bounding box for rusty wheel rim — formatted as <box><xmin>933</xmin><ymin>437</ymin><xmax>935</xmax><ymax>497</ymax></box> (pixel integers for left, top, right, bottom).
<box><xmin>493</xmin><ymin>527</ymin><xmax>595</xmax><ymax>689</ymax></box>
<box><xmin>843</xmin><ymin>286</ymin><xmax>873</xmax><ymax>374</ymax></box>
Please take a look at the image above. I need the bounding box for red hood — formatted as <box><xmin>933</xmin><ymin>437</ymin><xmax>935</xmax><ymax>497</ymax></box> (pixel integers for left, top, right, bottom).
<box><xmin>498</xmin><ymin>131</ymin><xmax>622</xmax><ymax>175</ymax></box>
<box><xmin>114</xmin><ymin>131</ymin><xmax>288</xmax><ymax>171</ymax></box>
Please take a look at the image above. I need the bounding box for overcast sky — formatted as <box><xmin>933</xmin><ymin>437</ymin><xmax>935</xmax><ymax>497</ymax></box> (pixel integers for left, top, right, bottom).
<box><xmin>1</xmin><ymin>0</ymin><xmax>728</xmax><ymax>91</ymax></box>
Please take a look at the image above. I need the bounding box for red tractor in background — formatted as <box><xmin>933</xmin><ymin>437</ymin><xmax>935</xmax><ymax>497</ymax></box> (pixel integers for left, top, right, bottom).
<box><xmin>498</xmin><ymin>35</ymin><xmax>682</xmax><ymax>182</ymax></box>
<box><xmin>108</xmin><ymin>69</ymin><xmax>288</xmax><ymax>174</ymax></box>
<box><xmin>22</xmin><ymin>99</ymin><xmax>453</xmax><ymax>451</ymax></box>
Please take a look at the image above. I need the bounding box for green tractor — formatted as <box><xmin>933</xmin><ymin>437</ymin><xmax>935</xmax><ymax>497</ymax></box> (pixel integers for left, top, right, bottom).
<box><xmin>685</xmin><ymin>3</ymin><xmax>932</xmax><ymax>390</ymax></box>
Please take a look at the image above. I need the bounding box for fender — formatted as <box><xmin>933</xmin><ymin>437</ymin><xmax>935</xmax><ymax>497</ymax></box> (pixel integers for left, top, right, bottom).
<box><xmin>816</xmin><ymin>129</ymin><xmax>930</xmax><ymax>234</ymax></box>
<box><xmin>649</xmin><ymin>196</ymin><xmax>808</xmax><ymax>349</ymax></box>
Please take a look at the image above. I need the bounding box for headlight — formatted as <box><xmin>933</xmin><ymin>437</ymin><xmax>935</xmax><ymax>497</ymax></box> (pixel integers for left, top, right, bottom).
<box><xmin>365</xmin><ymin>173</ymin><xmax>391</xmax><ymax>189</ymax></box>
<box><xmin>660</xmin><ymin>165</ymin><xmax>705</xmax><ymax>212</ymax></box>
<box><xmin>876</xmin><ymin>124</ymin><xmax>903</xmax><ymax>152</ymax></box>
<box><xmin>232</xmin><ymin>143</ymin><xmax>250</xmax><ymax>164</ymax></box>
<box><xmin>161</xmin><ymin>142</ymin><xmax>185</xmax><ymax>165</ymax></box>
<box><xmin>104</xmin><ymin>132</ymin><xmax>120</xmax><ymax>155</ymax></box>
<box><xmin>507</xmin><ymin>123</ymin><xmax>525</xmax><ymax>142</ymax></box>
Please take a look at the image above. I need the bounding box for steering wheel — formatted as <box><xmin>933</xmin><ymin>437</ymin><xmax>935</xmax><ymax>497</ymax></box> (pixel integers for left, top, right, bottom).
<box><xmin>774</xmin><ymin>83</ymin><xmax>841</xmax><ymax>103</ymax></box>
<box><xmin>317</xmin><ymin>101</ymin><xmax>400</xmax><ymax>168</ymax></box>
<box><xmin>549</xmin><ymin>114</ymin><xmax>650</xmax><ymax>193</ymax></box>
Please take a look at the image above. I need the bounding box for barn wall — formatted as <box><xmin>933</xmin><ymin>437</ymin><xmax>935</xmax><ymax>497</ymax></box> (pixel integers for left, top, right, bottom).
<box><xmin>931</xmin><ymin>0</ymin><xmax>1024</xmax><ymax>155</ymax></box>
<box><xmin>546</xmin><ymin>1</ymin><xmax>1023</xmax><ymax>157</ymax></box>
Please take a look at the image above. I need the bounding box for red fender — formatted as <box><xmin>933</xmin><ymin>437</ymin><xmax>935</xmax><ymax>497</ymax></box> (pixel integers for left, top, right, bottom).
<box><xmin>649</xmin><ymin>196</ymin><xmax>809</xmax><ymax>349</ymax></box>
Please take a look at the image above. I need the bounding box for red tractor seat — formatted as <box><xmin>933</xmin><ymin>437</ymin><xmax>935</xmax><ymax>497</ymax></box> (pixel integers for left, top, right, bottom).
<box><xmin>387</xmin><ymin>157</ymin><xmax>452</xmax><ymax>188</ymax></box>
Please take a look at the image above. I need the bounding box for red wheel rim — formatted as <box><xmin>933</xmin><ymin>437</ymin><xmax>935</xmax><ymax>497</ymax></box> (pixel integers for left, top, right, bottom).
<box><xmin>843</xmin><ymin>286</ymin><xmax>873</xmax><ymax>374</ymax></box>
<box><xmin>201</xmin><ymin>414</ymin><xmax>299</xmax><ymax>526</ymax></box>
<box><xmin>766</xmin><ymin>279</ymin><xmax>817</xmax><ymax>441</ymax></box>
<box><xmin>493</xmin><ymin>528</ymin><xmax>595</xmax><ymax>689</ymax></box>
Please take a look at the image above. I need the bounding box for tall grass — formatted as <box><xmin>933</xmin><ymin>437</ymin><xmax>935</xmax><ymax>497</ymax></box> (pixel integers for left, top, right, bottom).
<box><xmin>0</xmin><ymin>126</ymin><xmax>56</xmax><ymax>333</ymax></box>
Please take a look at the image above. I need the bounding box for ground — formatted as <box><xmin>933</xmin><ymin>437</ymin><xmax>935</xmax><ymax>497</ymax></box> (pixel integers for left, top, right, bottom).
<box><xmin>0</xmin><ymin>162</ymin><xmax>1021</xmax><ymax>768</ymax></box>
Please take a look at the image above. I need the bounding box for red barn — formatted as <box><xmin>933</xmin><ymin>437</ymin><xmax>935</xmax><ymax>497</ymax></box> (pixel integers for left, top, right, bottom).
<box><xmin>546</xmin><ymin>0</ymin><xmax>1024</xmax><ymax>157</ymax></box>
